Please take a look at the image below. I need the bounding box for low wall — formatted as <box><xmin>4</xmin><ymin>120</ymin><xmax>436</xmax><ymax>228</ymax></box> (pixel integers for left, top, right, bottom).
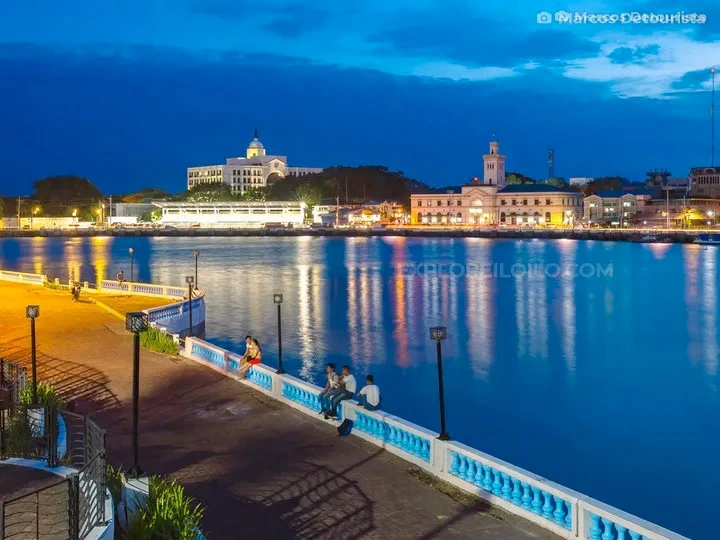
<box><xmin>0</xmin><ymin>269</ymin><xmax>47</xmax><ymax>285</ymax></box>
<box><xmin>181</xmin><ymin>337</ymin><xmax>688</xmax><ymax>540</ymax></box>
<box><xmin>144</xmin><ymin>293</ymin><xmax>206</xmax><ymax>337</ymax></box>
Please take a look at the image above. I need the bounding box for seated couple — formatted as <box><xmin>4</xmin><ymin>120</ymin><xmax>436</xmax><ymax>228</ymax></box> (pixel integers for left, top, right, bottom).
<box><xmin>318</xmin><ymin>363</ymin><xmax>381</xmax><ymax>420</ymax></box>
<box><xmin>238</xmin><ymin>335</ymin><xmax>262</xmax><ymax>377</ymax></box>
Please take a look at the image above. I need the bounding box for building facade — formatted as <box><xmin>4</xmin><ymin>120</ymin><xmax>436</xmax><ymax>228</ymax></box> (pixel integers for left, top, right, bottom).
<box><xmin>187</xmin><ymin>130</ymin><xmax>323</xmax><ymax>194</ymax></box>
<box><xmin>410</xmin><ymin>141</ymin><xmax>583</xmax><ymax>226</ymax></box>
<box><xmin>153</xmin><ymin>201</ymin><xmax>306</xmax><ymax>227</ymax></box>
<box><xmin>690</xmin><ymin>167</ymin><xmax>720</xmax><ymax>197</ymax></box>
<box><xmin>569</xmin><ymin>177</ymin><xmax>594</xmax><ymax>187</ymax></box>
<box><xmin>583</xmin><ymin>190</ymin><xmax>652</xmax><ymax>225</ymax></box>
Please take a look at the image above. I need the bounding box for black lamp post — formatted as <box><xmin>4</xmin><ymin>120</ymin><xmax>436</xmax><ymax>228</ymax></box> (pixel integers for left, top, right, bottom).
<box><xmin>126</xmin><ymin>311</ymin><xmax>148</xmax><ymax>477</ymax></box>
<box><xmin>129</xmin><ymin>247</ymin><xmax>135</xmax><ymax>283</ymax></box>
<box><xmin>193</xmin><ymin>251</ymin><xmax>200</xmax><ymax>290</ymax></box>
<box><xmin>186</xmin><ymin>276</ymin><xmax>194</xmax><ymax>337</ymax></box>
<box><xmin>273</xmin><ymin>294</ymin><xmax>284</xmax><ymax>374</ymax></box>
<box><xmin>430</xmin><ymin>326</ymin><xmax>450</xmax><ymax>441</ymax></box>
<box><xmin>26</xmin><ymin>305</ymin><xmax>40</xmax><ymax>404</ymax></box>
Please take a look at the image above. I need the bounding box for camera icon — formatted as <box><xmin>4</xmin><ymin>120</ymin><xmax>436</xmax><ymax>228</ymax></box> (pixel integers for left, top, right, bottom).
<box><xmin>536</xmin><ymin>11</ymin><xmax>553</xmax><ymax>24</ymax></box>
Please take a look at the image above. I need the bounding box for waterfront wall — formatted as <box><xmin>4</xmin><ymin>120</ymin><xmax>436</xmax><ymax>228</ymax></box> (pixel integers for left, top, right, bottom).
<box><xmin>182</xmin><ymin>336</ymin><xmax>688</xmax><ymax>540</ymax></box>
<box><xmin>0</xmin><ymin>269</ymin><xmax>205</xmax><ymax>339</ymax></box>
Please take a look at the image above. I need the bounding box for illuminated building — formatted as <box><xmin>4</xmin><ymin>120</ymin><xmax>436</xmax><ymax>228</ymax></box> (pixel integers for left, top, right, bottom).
<box><xmin>153</xmin><ymin>201</ymin><xmax>306</xmax><ymax>227</ymax></box>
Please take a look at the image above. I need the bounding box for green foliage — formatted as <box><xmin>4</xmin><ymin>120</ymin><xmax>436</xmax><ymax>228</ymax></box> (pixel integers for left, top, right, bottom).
<box><xmin>505</xmin><ymin>172</ymin><xmax>537</xmax><ymax>185</ymax></box>
<box><xmin>546</xmin><ymin>177</ymin><xmax>568</xmax><ymax>188</ymax></box>
<box><xmin>3</xmin><ymin>410</ymin><xmax>33</xmax><ymax>457</ymax></box>
<box><xmin>33</xmin><ymin>176</ymin><xmax>103</xmax><ymax>205</ymax></box>
<box><xmin>137</xmin><ymin>210</ymin><xmax>162</xmax><ymax>223</ymax></box>
<box><xmin>241</xmin><ymin>187</ymin><xmax>267</xmax><ymax>201</ymax></box>
<box><xmin>140</xmin><ymin>327</ymin><xmax>179</xmax><ymax>355</ymax></box>
<box><xmin>126</xmin><ymin>475</ymin><xmax>204</xmax><ymax>540</ymax></box>
<box><xmin>584</xmin><ymin>176</ymin><xmax>627</xmax><ymax>195</ymax></box>
<box><xmin>20</xmin><ymin>381</ymin><xmax>62</xmax><ymax>406</ymax></box>
<box><xmin>294</xmin><ymin>183</ymin><xmax>322</xmax><ymax>208</ymax></box>
<box><xmin>180</xmin><ymin>182</ymin><xmax>236</xmax><ymax>203</ymax></box>
<box><xmin>106</xmin><ymin>464</ymin><xmax>125</xmax><ymax>507</ymax></box>
<box><xmin>0</xmin><ymin>197</ymin><xmax>4</xmax><ymax>217</ymax></box>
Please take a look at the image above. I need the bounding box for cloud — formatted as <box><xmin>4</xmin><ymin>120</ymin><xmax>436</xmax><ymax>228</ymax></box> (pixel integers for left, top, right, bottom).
<box><xmin>607</xmin><ymin>44</ymin><xmax>661</xmax><ymax>64</ymax></box>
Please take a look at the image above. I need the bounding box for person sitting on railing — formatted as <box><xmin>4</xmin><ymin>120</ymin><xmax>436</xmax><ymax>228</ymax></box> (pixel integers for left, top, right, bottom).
<box><xmin>116</xmin><ymin>270</ymin><xmax>124</xmax><ymax>284</ymax></box>
<box><xmin>238</xmin><ymin>337</ymin><xmax>262</xmax><ymax>378</ymax></box>
<box><xmin>356</xmin><ymin>374</ymin><xmax>381</xmax><ymax>411</ymax></box>
<box><xmin>325</xmin><ymin>365</ymin><xmax>357</xmax><ymax>419</ymax></box>
<box><xmin>318</xmin><ymin>363</ymin><xmax>340</xmax><ymax>415</ymax></box>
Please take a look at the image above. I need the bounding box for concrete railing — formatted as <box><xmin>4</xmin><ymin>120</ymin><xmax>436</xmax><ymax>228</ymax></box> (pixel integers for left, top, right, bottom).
<box><xmin>94</xmin><ymin>280</ymin><xmax>186</xmax><ymax>299</ymax></box>
<box><xmin>0</xmin><ymin>270</ymin><xmax>47</xmax><ymax>285</ymax></box>
<box><xmin>143</xmin><ymin>292</ymin><xmax>205</xmax><ymax>337</ymax></box>
<box><xmin>181</xmin><ymin>336</ymin><xmax>688</xmax><ymax>540</ymax></box>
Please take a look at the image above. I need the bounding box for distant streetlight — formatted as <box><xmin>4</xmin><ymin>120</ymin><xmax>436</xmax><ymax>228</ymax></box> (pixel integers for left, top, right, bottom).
<box><xmin>125</xmin><ymin>311</ymin><xmax>148</xmax><ymax>477</ymax></box>
<box><xmin>186</xmin><ymin>276</ymin><xmax>194</xmax><ymax>337</ymax></box>
<box><xmin>273</xmin><ymin>293</ymin><xmax>284</xmax><ymax>374</ymax></box>
<box><xmin>708</xmin><ymin>210</ymin><xmax>715</xmax><ymax>227</ymax></box>
<box><xmin>193</xmin><ymin>250</ymin><xmax>200</xmax><ymax>290</ymax></box>
<box><xmin>429</xmin><ymin>326</ymin><xmax>450</xmax><ymax>441</ymax></box>
<box><xmin>26</xmin><ymin>305</ymin><xmax>40</xmax><ymax>404</ymax></box>
<box><xmin>128</xmin><ymin>248</ymin><xmax>135</xmax><ymax>283</ymax></box>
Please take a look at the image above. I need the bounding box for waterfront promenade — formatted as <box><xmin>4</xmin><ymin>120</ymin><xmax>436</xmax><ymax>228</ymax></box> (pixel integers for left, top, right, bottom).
<box><xmin>0</xmin><ymin>283</ymin><xmax>555</xmax><ymax>538</ymax></box>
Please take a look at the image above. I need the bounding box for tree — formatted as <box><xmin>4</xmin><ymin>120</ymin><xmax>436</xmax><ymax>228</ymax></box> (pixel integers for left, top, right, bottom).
<box><xmin>294</xmin><ymin>183</ymin><xmax>322</xmax><ymax>208</ymax></box>
<box><xmin>33</xmin><ymin>176</ymin><xmax>102</xmax><ymax>204</ymax></box>
<box><xmin>138</xmin><ymin>210</ymin><xmax>162</xmax><ymax>222</ymax></box>
<box><xmin>180</xmin><ymin>183</ymin><xmax>236</xmax><ymax>203</ymax></box>
<box><xmin>547</xmin><ymin>177</ymin><xmax>568</xmax><ymax>188</ymax></box>
<box><xmin>584</xmin><ymin>177</ymin><xmax>627</xmax><ymax>195</ymax></box>
<box><xmin>506</xmin><ymin>172</ymin><xmax>536</xmax><ymax>185</ymax></box>
<box><xmin>0</xmin><ymin>198</ymin><xmax>4</xmax><ymax>218</ymax></box>
<box><xmin>241</xmin><ymin>187</ymin><xmax>267</xmax><ymax>201</ymax></box>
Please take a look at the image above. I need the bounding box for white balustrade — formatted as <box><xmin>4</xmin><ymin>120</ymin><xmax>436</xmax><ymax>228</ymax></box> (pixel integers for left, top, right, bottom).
<box><xmin>0</xmin><ymin>270</ymin><xmax>47</xmax><ymax>285</ymax></box>
<box><xmin>179</xmin><ymin>336</ymin><xmax>690</xmax><ymax>540</ymax></box>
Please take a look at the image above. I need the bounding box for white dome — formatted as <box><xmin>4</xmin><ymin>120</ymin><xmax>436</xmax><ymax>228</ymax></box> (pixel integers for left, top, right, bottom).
<box><xmin>248</xmin><ymin>138</ymin><xmax>264</xmax><ymax>149</ymax></box>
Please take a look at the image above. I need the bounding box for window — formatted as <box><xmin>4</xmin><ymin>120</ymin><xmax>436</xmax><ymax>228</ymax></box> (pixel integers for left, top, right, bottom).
<box><xmin>523</xmin><ymin>199</ymin><xmax>528</xmax><ymax>205</ymax></box>
<box><xmin>417</xmin><ymin>200</ymin><xmax>423</xmax><ymax>206</ymax></box>
<box><xmin>545</xmin><ymin>211</ymin><xmax>551</xmax><ymax>222</ymax></box>
<box><xmin>512</xmin><ymin>199</ymin><xmax>516</xmax><ymax>205</ymax></box>
<box><xmin>457</xmin><ymin>200</ymin><xmax>462</xmax><ymax>206</ymax></box>
<box><xmin>546</xmin><ymin>199</ymin><xmax>551</xmax><ymax>205</ymax></box>
<box><xmin>417</xmin><ymin>212</ymin><xmax>422</xmax><ymax>222</ymax></box>
<box><xmin>535</xmin><ymin>199</ymin><xmax>540</xmax><ymax>205</ymax></box>
<box><xmin>501</xmin><ymin>199</ymin><xmax>506</xmax><ymax>205</ymax></box>
<box><xmin>457</xmin><ymin>212</ymin><xmax>462</xmax><ymax>221</ymax></box>
<box><xmin>447</xmin><ymin>200</ymin><xmax>452</xmax><ymax>206</ymax></box>
<box><xmin>437</xmin><ymin>200</ymin><xmax>443</xmax><ymax>206</ymax></box>
<box><xmin>500</xmin><ymin>212</ymin><xmax>506</xmax><ymax>222</ymax></box>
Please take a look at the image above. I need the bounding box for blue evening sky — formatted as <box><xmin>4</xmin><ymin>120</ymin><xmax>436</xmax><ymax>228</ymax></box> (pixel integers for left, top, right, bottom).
<box><xmin>0</xmin><ymin>0</ymin><xmax>718</xmax><ymax>194</ymax></box>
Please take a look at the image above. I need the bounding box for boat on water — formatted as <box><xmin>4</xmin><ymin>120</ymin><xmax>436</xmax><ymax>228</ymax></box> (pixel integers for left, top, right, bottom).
<box><xmin>694</xmin><ymin>233</ymin><xmax>720</xmax><ymax>245</ymax></box>
<box><xmin>640</xmin><ymin>235</ymin><xmax>658</xmax><ymax>241</ymax></box>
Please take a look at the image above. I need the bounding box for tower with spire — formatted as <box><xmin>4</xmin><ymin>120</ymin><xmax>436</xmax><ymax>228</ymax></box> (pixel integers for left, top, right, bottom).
<box><xmin>482</xmin><ymin>138</ymin><xmax>506</xmax><ymax>186</ymax></box>
<box><xmin>246</xmin><ymin>128</ymin><xmax>266</xmax><ymax>158</ymax></box>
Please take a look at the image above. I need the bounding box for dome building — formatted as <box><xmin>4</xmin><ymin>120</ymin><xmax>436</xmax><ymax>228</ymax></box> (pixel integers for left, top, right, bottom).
<box><xmin>187</xmin><ymin>129</ymin><xmax>323</xmax><ymax>194</ymax></box>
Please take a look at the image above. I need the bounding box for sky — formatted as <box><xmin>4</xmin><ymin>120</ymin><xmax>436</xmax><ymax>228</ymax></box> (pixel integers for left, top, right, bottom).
<box><xmin>0</xmin><ymin>0</ymin><xmax>718</xmax><ymax>194</ymax></box>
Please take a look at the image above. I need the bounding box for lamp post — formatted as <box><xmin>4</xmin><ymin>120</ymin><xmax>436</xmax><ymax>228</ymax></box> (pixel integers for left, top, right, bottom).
<box><xmin>708</xmin><ymin>210</ymin><xmax>715</xmax><ymax>228</ymax></box>
<box><xmin>186</xmin><ymin>276</ymin><xmax>194</xmax><ymax>337</ymax></box>
<box><xmin>125</xmin><ymin>312</ymin><xmax>148</xmax><ymax>477</ymax></box>
<box><xmin>273</xmin><ymin>294</ymin><xmax>284</xmax><ymax>374</ymax></box>
<box><xmin>31</xmin><ymin>207</ymin><xmax>39</xmax><ymax>229</ymax></box>
<box><xmin>72</xmin><ymin>209</ymin><xmax>78</xmax><ymax>226</ymax></box>
<box><xmin>128</xmin><ymin>247</ymin><xmax>135</xmax><ymax>283</ymax></box>
<box><xmin>429</xmin><ymin>326</ymin><xmax>450</xmax><ymax>441</ymax></box>
<box><xmin>26</xmin><ymin>305</ymin><xmax>40</xmax><ymax>404</ymax></box>
<box><xmin>193</xmin><ymin>251</ymin><xmax>200</xmax><ymax>290</ymax></box>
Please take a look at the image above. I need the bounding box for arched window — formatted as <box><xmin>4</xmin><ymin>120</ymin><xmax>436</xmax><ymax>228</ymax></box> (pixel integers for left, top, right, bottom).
<box><xmin>510</xmin><ymin>212</ymin><xmax>517</xmax><ymax>224</ymax></box>
<box><xmin>500</xmin><ymin>212</ymin><xmax>506</xmax><ymax>223</ymax></box>
<box><xmin>545</xmin><ymin>212</ymin><xmax>551</xmax><ymax>222</ymax></box>
<box><xmin>457</xmin><ymin>212</ymin><xmax>462</xmax><ymax>222</ymax></box>
<box><xmin>471</xmin><ymin>199</ymin><xmax>483</xmax><ymax>206</ymax></box>
<box><xmin>533</xmin><ymin>212</ymin><xmax>541</xmax><ymax>223</ymax></box>
<box><xmin>522</xmin><ymin>212</ymin><xmax>528</xmax><ymax>223</ymax></box>
<box><xmin>417</xmin><ymin>212</ymin><xmax>422</xmax><ymax>223</ymax></box>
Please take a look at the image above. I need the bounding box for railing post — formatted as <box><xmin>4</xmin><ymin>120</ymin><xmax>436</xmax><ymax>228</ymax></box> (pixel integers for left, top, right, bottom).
<box><xmin>46</xmin><ymin>405</ymin><xmax>58</xmax><ymax>468</ymax></box>
<box><xmin>69</xmin><ymin>474</ymin><xmax>80</xmax><ymax>540</ymax></box>
<box><xmin>83</xmin><ymin>416</ymin><xmax>88</xmax><ymax>467</ymax></box>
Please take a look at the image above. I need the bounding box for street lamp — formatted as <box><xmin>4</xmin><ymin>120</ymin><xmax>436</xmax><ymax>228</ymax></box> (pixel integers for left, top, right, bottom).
<box><xmin>193</xmin><ymin>251</ymin><xmax>200</xmax><ymax>290</ymax></box>
<box><xmin>273</xmin><ymin>294</ymin><xmax>284</xmax><ymax>374</ymax></box>
<box><xmin>708</xmin><ymin>210</ymin><xmax>715</xmax><ymax>228</ymax></box>
<box><xmin>128</xmin><ymin>247</ymin><xmax>135</xmax><ymax>283</ymax></box>
<box><xmin>26</xmin><ymin>305</ymin><xmax>40</xmax><ymax>404</ymax></box>
<box><xmin>125</xmin><ymin>312</ymin><xmax>148</xmax><ymax>477</ymax></box>
<box><xmin>185</xmin><ymin>276</ymin><xmax>194</xmax><ymax>337</ymax></box>
<box><xmin>429</xmin><ymin>326</ymin><xmax>450</xmax><ymax>441</ymax></box>
<box><xmin>31</xmin><ymin>206</ymin><xmax>39</xmax><ymax>229</ymax></box>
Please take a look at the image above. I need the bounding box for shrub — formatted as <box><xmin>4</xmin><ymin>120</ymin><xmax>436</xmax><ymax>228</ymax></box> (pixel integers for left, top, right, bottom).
<box><xmin>126</xmin><ymin>475</ymin><xmax>204</xmax><ymax>540</ymax></box>
<box><xmin>19</xmin><ymin>381</ymin><xmax>63</xmax><ymax>406</ymax></box>
<box><xmin>140</xmin><ymin>327</ymin><xmax>179</xmax><ymax>355</ymax></box>
<box><xmin>3</xmin><ymin>410</ymin><xmax>33</xmax><ymax>457</ymax></box>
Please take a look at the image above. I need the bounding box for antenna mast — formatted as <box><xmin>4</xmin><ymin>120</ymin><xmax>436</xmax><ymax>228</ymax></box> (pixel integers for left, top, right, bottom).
<box><xmin>548</xmin><ymin>148</ymin><xmax>555</xmax><ymax>180</ymax></box>
<box><xmin>712</xmin><ymin>67</ymin><xmax>716</xmax><ymax>167</ymax></box>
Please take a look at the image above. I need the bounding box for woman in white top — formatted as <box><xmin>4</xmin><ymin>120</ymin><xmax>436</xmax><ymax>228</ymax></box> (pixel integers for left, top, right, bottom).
<box><xmin>357</xmin><ymin>374</ymin><xmax>381</xmax><ymax>411</ymax></box>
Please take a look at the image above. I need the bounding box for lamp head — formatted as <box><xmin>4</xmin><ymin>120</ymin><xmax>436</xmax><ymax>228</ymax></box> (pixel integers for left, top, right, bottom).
<box><xmin>185</xmin><ymin>275</ymin><xmax>194</xmax><ymax>284</ymax></box>
<box><xmin>429</xmin><ymin>326</ymin><xmax>447</xmax><ymax>341</ymax></box>
<box><xmin>273</xmin><ymin>293</ymin><xmax>283</xmax><ymax>304</ymax></box>
<box><xmin>26</xmin><ymin>305</ymin><xmax>40</xmax><ymax>319</ymax></box>
<box><xmin>193</xmin><ymin>250</ymin><xmax>200</xmax><ymax>257</ymax></box>
<box><xmin>128</xmin><ymin>247</ymin><xmax>134</xmax><ymax>254</ymax></box>
<box><xmin>125</xmin><ymin>312</ymin><xmax>148</xmax><ymax>333</ymax></box>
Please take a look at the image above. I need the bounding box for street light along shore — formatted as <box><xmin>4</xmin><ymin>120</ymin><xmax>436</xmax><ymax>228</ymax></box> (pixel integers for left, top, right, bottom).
<box><xmin>430</xmin><ymin>326</ymin><xmax>450</xmax><ymax>441</ymax></box>
<box><xmin>26</xmin><ymin>305</ymin><xmax>40</xmax><ymax>404</ymax></box>
<box><xmin>126</xmin><ymin>311</ymin><xmax>148</xmax><ymax>477</ymax></box>
<box><xmin>273</xmin><ymin>293</ymin><xmax>284</xmax><ymax>374</ymax></box>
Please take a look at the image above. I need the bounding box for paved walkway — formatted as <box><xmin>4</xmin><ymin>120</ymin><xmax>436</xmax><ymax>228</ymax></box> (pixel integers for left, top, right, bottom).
<box><xmin>0</xmin><ymin>283</ymin><xmax>557</xmax><ymax>539</ymax></box>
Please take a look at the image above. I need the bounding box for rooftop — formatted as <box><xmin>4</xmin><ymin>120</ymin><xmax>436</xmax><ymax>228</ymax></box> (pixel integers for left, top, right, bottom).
<box><xmin>591</xmin><ymin>189</ymin><xmax>657</xmax><ymax>198</ymax></box>
<box><xmin>152</xmin><ymin>201</ymin><xmax>305</xmax><ymax>208</ymax></box>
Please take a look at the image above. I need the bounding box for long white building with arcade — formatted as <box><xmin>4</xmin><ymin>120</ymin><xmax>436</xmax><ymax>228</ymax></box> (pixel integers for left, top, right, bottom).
<box><xmin>153</xmin><ymin>201</ymin><xmax>306</xmax><ymax>228</ymax></box>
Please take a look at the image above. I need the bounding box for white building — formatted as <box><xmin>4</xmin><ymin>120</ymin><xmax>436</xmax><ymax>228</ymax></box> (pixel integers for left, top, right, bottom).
<box><xmin>569</xmin><ymin>177</ymin><xmax>594</xmax><ymax>187</ymax></box>
<box><xmin>410</xmin><ymin>140</ymin><xmax>583</xmax><ymax>226</ymax></box>
<box><xmin>690</xmin><ymin>167</ymin><xmax>720</xmax><ymax>197</ymax></box>
<box><xmin>153</xmin><ymin>201</ymin><xmax>306</xmax><ymax>228</ymax></box>
<box><xmin>187</xmin><ymin>130</ymin><xmax>323</xmax><ymax>194</ymax></box>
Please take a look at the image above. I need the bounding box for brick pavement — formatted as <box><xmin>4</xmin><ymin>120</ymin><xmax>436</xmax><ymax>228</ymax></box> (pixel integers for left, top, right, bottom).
<box><xmin>0</xmin><ymin>282</ymin><xmax>558</xmax><ymax>539</ymax></box>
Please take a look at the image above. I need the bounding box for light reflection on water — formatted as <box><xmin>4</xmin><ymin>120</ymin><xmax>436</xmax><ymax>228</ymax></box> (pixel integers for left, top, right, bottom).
<box><xmin>0</xmin><ymin>235</ymin><xmax>718</xmax><ymax>539</ymax></box>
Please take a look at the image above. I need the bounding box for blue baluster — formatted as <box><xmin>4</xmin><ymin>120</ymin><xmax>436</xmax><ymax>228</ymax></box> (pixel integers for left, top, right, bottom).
<box><xmin>553</xmin><ymin>496</ymin><xmax>566</xmax><ymax>526</ymax></box>
<box><xmin>402</xmin><ymin>431</ymin><xmax>410</xmax><ymax>451</ymax></box>
<box><xmin>501</xmin><ymin>473</ymin><xmax>512</xmax><ymax>500</ymax></box>
<box><xmin>421</xmin><ymin>440</ymin><xmax>430</xmax><ymax>461</ymax></box>
<box><xmin>565</xmin><ymin>503</ymin><xmax>572</xmax><ymax>530</ymax></box>
<box><xmin>378</xmin><ymin>421</ymin><xmax>386</xmax><ymax>440</ymax></box>
<box><xmin>458</xmin><ymin>455</ymin><xmax>468</xmax><ymax>479</ymax></box>
<box><xmin>601</xmin><ymin>518</ymin><xmax>614</xmax><ymax>540</ymax></box>
<box><xmin>531</xmin><ymin>487</ymin><xmax>542</xmax><ymax>515</ymax></box>
<box><xmin>628</xmin><ymin>532</ymin><xmax>641</xmax><ymax>540</ymax></box>
<box><xmin>511</xmin><ymin>478</ymin><xmax>522</xmax><ymax>505</ymax></box>
<box><xmin>520</xmin><ymin>482</ymin><xmax>532</xmax><ymax>510</ymax></box>
<box><xmin>449</xmin><ymin>451</ymin><xmax>460</xmax><ymax>476</ymax></box>
<box><xmin>541</xmin><ymin>491</ymin><xmax>553</xmax><ymax>520</ymax></box>
<box><xmin>413</xmin><ymin>436</ymin><xmax>422</xmax><ymax>456</ymax></box>
<box><xmin>589</xmin><ymin>514</ymin><xmax>602</xmax><ymax>540</ymax></box>
<box><xmin>491</xmin><ymin>469</ymin><xmax>502</xmax><ymax>495</ymax></box>
<box><xmin>615</xmin><ymin>524</ymin><xmax>627</xmax><ymax>540</ymax></box>
<box><xmin>388</xmin><ymin>426</ymin><xmax>396</xmax><ymax>445</ymax></box>
<box><xmin>465</xmin><ymin>459</ymin><xmax>475</xmax><ymax>482</ymax></box>
<box><xmin>473</xmin><ymin>460</ymin><xmax>484</xmax><ymax>487</ymax></box>
<box><xmin>482</xmin><ymin>465</ymin><xmax>493</xmax><ymax>492</ymax></box>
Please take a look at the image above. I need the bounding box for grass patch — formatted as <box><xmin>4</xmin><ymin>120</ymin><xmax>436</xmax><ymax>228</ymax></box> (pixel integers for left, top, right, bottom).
<box><xmin>43</xmin><ymin>281</ymin><xmax>68</xmax><ymax>291</ymax></box>
<box><xmin>140</xmin><ymin>326</ymin><xmax>179</xmax><ymax>355</ymax></box>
